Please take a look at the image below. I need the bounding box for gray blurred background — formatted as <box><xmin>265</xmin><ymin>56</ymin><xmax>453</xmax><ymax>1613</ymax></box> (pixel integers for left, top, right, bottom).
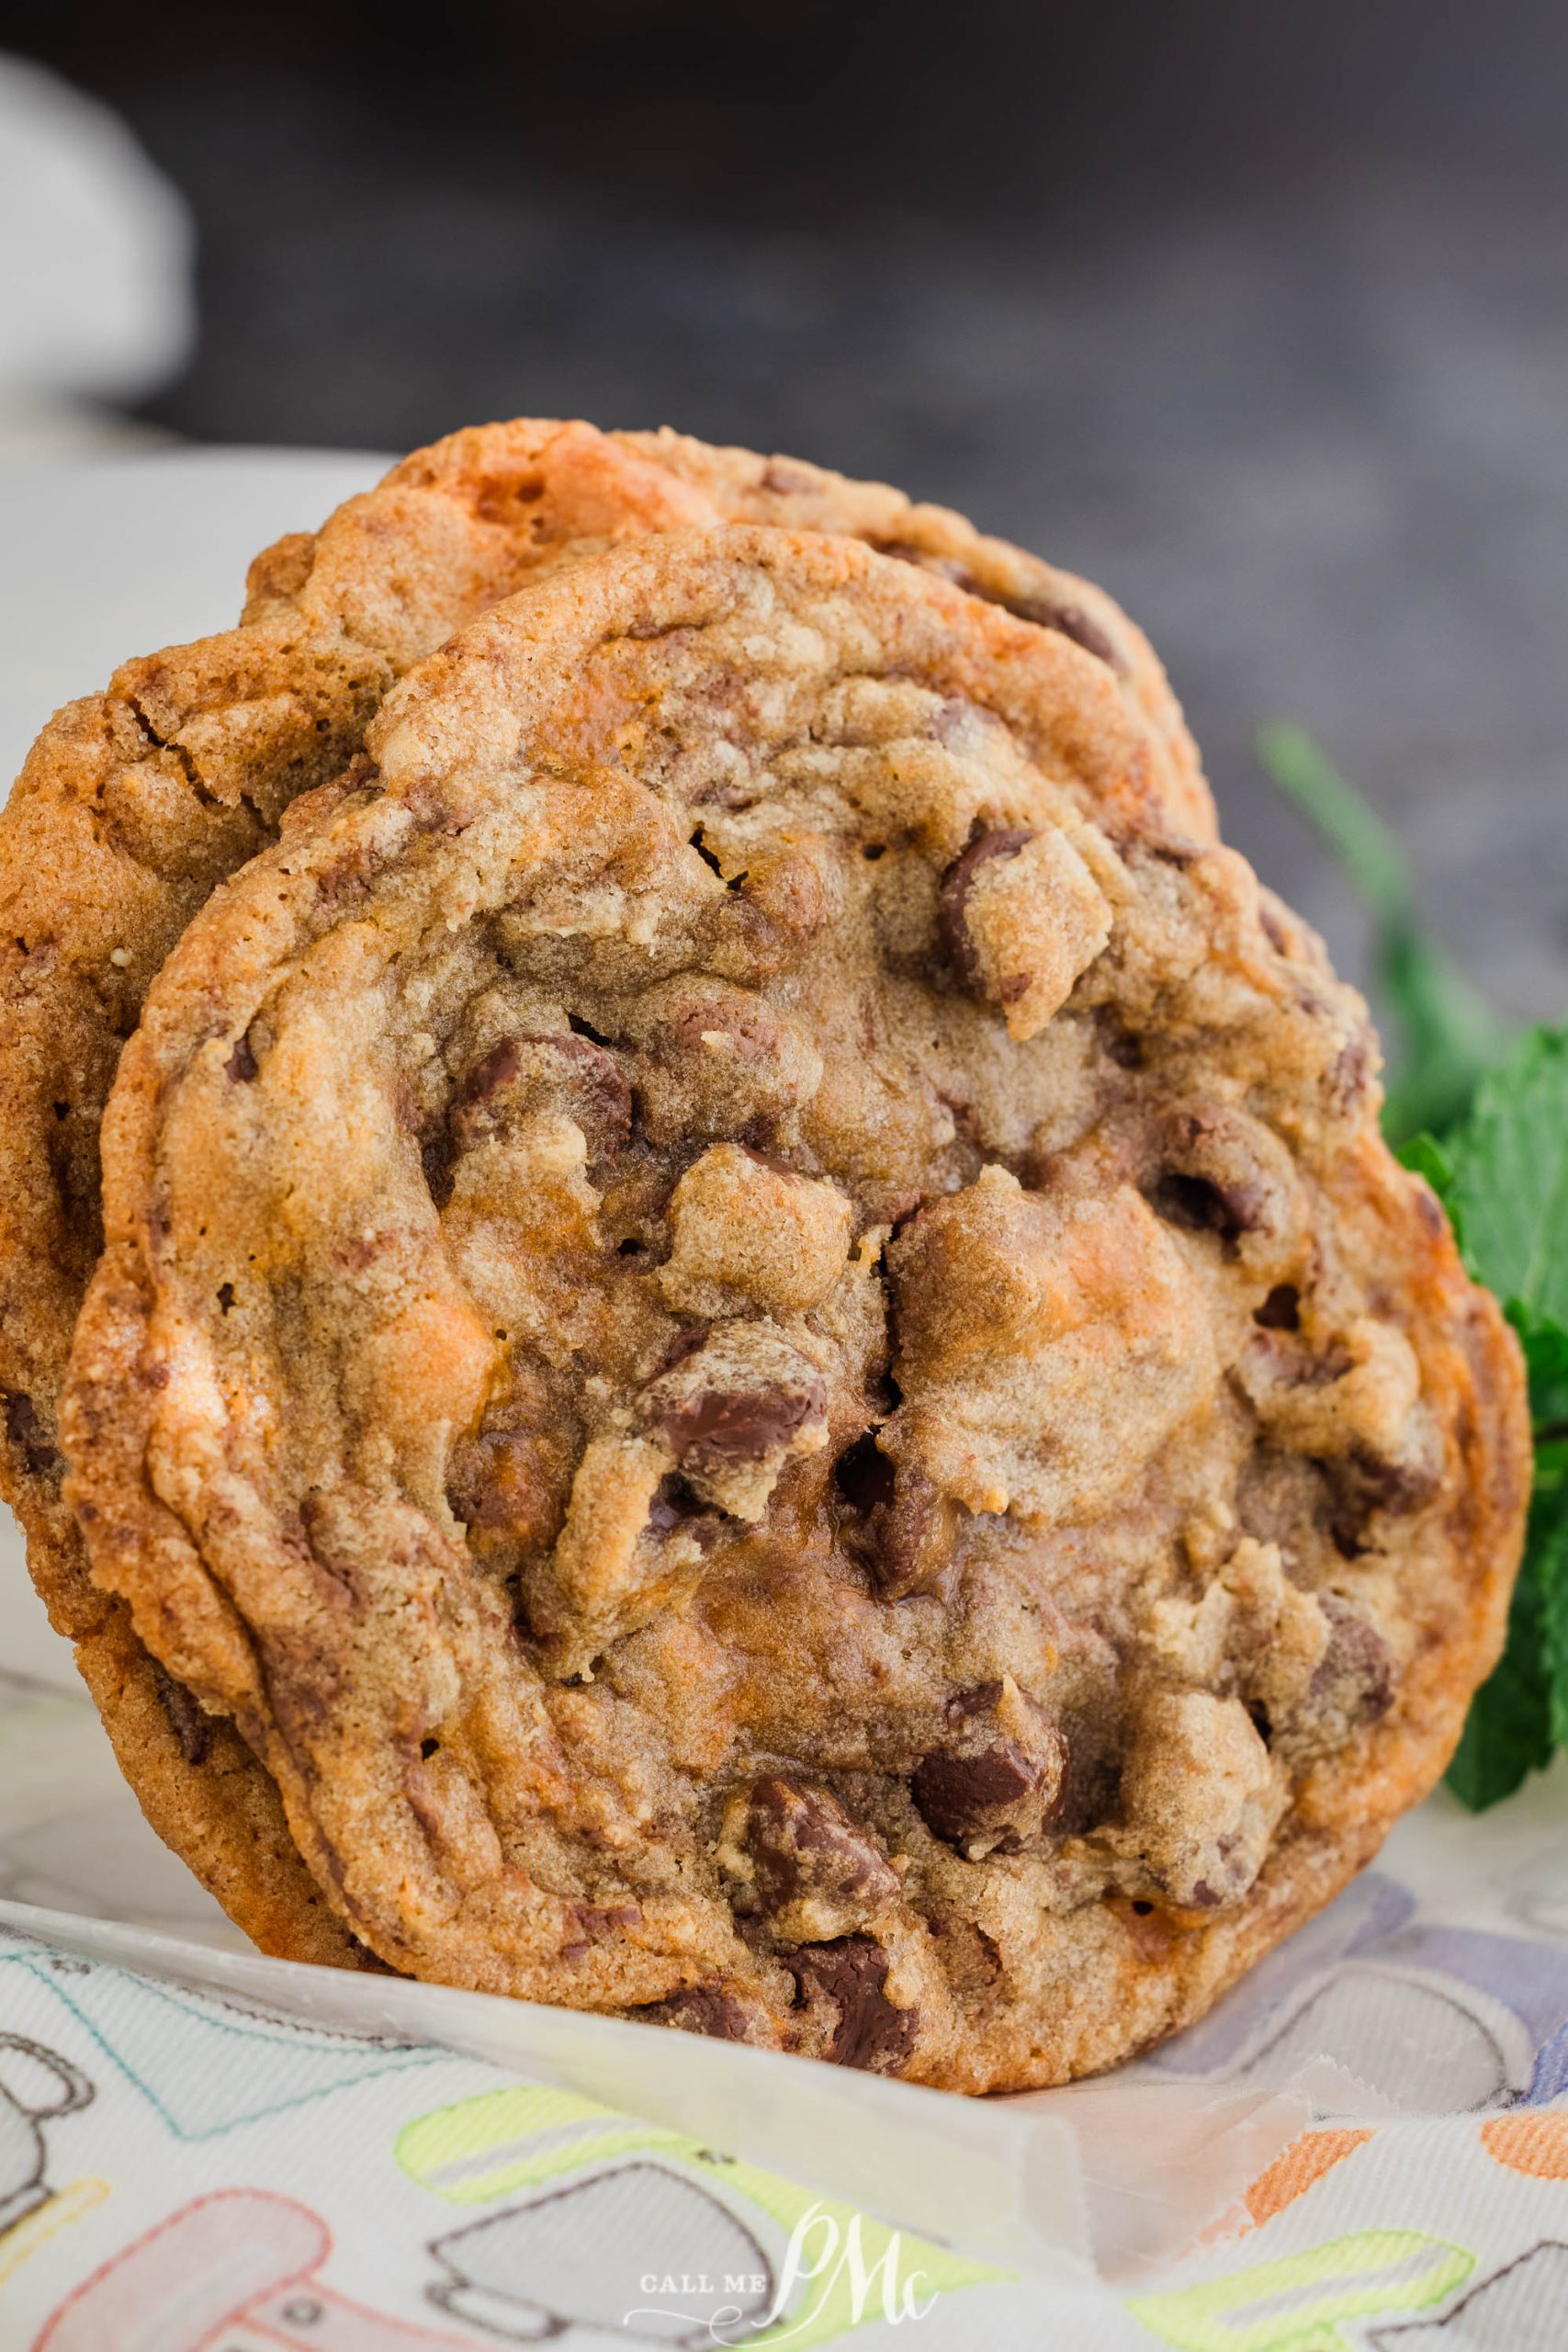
<box><xmin>7</xmin><ymin>0</ymin><xmax>1568</xmax><ymax>1020</ymax></box>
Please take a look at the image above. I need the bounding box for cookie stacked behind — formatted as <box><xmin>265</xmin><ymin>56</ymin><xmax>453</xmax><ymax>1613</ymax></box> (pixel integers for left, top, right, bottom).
<box><xmin>57</xmin><ymin>517</ymin><xmax>1527</xmax><ymax>2092</ymax></box>
<box><xmin>0</xmin><ymin>420</ymin><xmax>1201</xmax><ymax>1973</ymax></box>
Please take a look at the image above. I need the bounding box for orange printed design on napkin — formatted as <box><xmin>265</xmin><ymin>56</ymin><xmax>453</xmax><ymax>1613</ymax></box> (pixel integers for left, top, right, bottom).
<box><xmin>1480</xmin><ymin>2109</ymin><xmax>1568</xmax><ymax>2179</ymax></box>
<box><xmin>1242</xmin><ymin>2129</ymin><xmax>1376</xmax><ymax>2227</ymax></box>
<box><xmin>1201</xmin><ymin>2127</ymin><xmax>1376</xmax><ymax>2245</ymax></box>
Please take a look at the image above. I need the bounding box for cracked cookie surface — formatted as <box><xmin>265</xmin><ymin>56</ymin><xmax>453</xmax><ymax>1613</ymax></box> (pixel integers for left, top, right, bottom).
<box><xmin>63</xmin><ymin>526</ymin><xmax>1527</xmax><ymax>2089</ymax></box>
<box><xmin>0</xmin><ymin>419</ymin><xmax>1200</xmax><ymax>1964</ymax></box>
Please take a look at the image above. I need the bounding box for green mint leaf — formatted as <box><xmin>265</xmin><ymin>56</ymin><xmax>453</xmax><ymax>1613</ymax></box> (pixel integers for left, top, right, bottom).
<box><xmin>1541</xmin><ymin>1488</ymin><xmax>1568</xmax><ymax>1752</ymax></box>
<box><xmin>1509</xmin><ymin>1302</ymin><xmax>1568</xmax><ymax>1439</ymax></box>
<box><xmin>1446</xmin><ymin>1024</ymin><xmax>1568</xmax><ymax>1330</ymax></box>
<box><xmin>1447</xmin><ymin>1544</ymin><xmax>1555</xmax><ymax>1808</ymax></box>
<box><xmin>1256</xmin><ymin>725</ymin><xmax>1508</xmax><ymax>1143</ymax></box>
<box><xmin>1448</xmin><ymin>1407</ymin><xmax>1568</xmax><ymax>1806</ymax></box>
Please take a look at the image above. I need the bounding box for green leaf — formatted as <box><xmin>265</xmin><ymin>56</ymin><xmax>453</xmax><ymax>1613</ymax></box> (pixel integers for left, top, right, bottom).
<box><xmin>1446</xmin><ymin>1024</ymin><xmax>1568</xmax><ymax>1330</ymax></box>
<box><xmin>1447</xmin><ymin>1398</ymin><xmax>1568</xmax><ymax>1806</ymax></box>
<box><xmin>1542</xmin><ymin>1497</ymin><xmax>1568</xmax><ymax>1753</ymax></box>
<box><xmin>1447</xmin><ymin>1544</ymin><xmax>1555</xmax><ymax>1809</ymax></box>
<box><xmin>1509</xmin><ymin>1302</ymin><xmax>1568</xmax><ymax>1440</ymax></box>
<box><xmin>1256</xmin><ymin>725</ymin><xmax>1509</xmax><ymax>1143</ymax></box>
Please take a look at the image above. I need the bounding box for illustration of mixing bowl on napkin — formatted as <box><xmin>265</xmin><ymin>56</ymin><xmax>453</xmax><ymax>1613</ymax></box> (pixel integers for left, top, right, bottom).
<box><xmin>0</xmin><ymin>2034</ymin><xmax>93</xmax><ymax>2242</ymax></box>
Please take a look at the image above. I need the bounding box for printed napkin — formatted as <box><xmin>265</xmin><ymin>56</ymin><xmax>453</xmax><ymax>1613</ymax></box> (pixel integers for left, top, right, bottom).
<box><xmin>2</xmin><ymin>1665</ymin><xmax>1567</xmax><ymax>2348</ymax></box>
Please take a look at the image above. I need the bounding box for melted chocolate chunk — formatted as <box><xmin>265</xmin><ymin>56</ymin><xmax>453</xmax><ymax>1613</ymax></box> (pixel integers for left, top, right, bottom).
<box><xmin>997</xmin><ymin>594</ymin><xmax>1119</xmax><ymax>668</ymax></box>
<box><xmin>836</xmin><ymin>1441</ymin><xmax>958</xmax><ymax>1600</ymax></box>
<box><xmin>2</xmin><ymin>1390</ymin><xmax>59</xmax><ymax>1480</ymax></box>
<box><xmin>872</xmin><ymin>537</ymin><xmax>968</xmax><ymax>585</ymax></box>
<box><xmin>1325</xmin><ymin>1420</ymin><xmax>1442</xmax><ymax>1555</ymax></box>
<box><xmin>419</xmin><ymin>1127</ymin><xmax>456</xmax><ymax>1210</ymax></box>
<box><xmin>637</xmin><ymin>1327</ymin><xmax>829</xmax><ymax>1518</ymax></box>
<box><xmin>786</xmin><ymin>1936</ymin><xmax>918</xmax><ymax>2073</ymax></box>
<box><xmin>149</xmin><ymin>1657</ymin><xmax>212</xmax><ymax>1767</ymax></box>
<box><xmin>936</xmin><ymin>827</ymin><xmax>1036</xmax><ymax>992</ymax></box>
<box><xmin>1328</xmin><ymin>1033</ymin><xmax>1375</xmax><ymax>1114</ymax></box>
<box><xmin>1148</xmin><ymin>1107</ymin><xmax>1272</xmax><ymax>1244</ymax></box>
<box><xmin>1258</xmin><ymin>896</ymin><xmax>1292</xmax><ymax>956</ymax></box>
<box><xmin>912</xmin><ymin>1682</ymin><xmax>1066</xmax><ymax>1852</ymax></box>
<box><xmin>1311</xmin><ymin>1595</ymin><xmax>1395</xmax><ymax>1725</ymax></box>
<box><xmin>739</xmin><ymin>1776</ymin><xmax>898</xmax><ymax>1928</ymax></box>
<box><xmin>654</xmin><ymin>1379</ymin><xmax>820</xmax><ymax>1466</ymax></box>
<box><xmin>447</xmin><ymin>1375</ymin><xmax>578</xmax><ymax>1574</ymax></box>
<box><xmin>643</xmin><ymin>1985</ymin><xmax>751</xmax><ymax>2041</ymax></box>
<box><xmin>224</xmin><ymin>1033</ymin><xmax>258</xmax><ymax>1083</ymax></box>
<box><xmin>879</xmin><ymin>548</ymin><xmax>1120</xmax><ymax>669</ymax></box>
<box><xmin>761</xmin><ymin>459</ymin><xmax>819</xmax><ymax>496</ymax></box>
<box><xmin>1337</xmin><ymin>1440</ymin><xmax>1442</xmax><ymax>1518</ymax></box>
<box><xmin>1047</xmin><ymin>1719</ymin><xmax>1122</xmax><ymax>1839</ymax></box>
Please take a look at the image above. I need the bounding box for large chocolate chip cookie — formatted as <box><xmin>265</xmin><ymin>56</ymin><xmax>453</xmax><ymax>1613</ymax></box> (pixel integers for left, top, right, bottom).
<box><xmin>63</xmin><ymin>526</ymin><xmax>1528</xmax><ymax>2087</ymax></box>
<box><xmin>0</xmin><ymin>421</ymin><xmax>1200</xmax><ymax>1964</ymax></box>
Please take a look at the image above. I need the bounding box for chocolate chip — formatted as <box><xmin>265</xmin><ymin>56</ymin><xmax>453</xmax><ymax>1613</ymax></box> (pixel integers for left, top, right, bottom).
<box><xmin>419</xmin><ymin>1127</ymin><xmax>455</xmax><ymax>1210</ymax></box>
<box><xmin>1312</xmin><ymin>1596</ymin><xmax>1395</xmax><ymax>1724</ymax></box>
<box><xmin>1339</xmin><ymin>1440</ymin><xmax>1441</xmax><ymax>1517</ymax></box>
<box><xmin>655</xmin><ymin>1382</ymin><xmax>819</xmax><ymax>1466</ymax></box>
<box><xmin>1047</xmin><ymin>1721</ymin><xmax>1122</xmax><ymax>1839</ymax></box>
<box><xmin>224</xmin><ymin>1033</ymin><xmax>258</xmax><ymax>1083</ymax></box>
<box><xmin>446</xmin><ymin>1375</ymin><xmax>578</xmax><ymax>1575</ymax></box>
<box><xmin>638</xmin><ymin>1327</ymin><xmax>829</xmax><ymax>1518</ymax></box>
<box><xmin>836</xmin><ymin>1442</ymin><xmax>959</xmax><ymax>1600</ymax></box>
<box><xmin>890</xmin><ymin>559</ymin><xmax>1120</xmax><ymax>668</ymax></box>
<box><xmin>1255</xmin><ymin>1284</ymin><xmax>1302</xmax><ymax>1330</ymax></box>
<box><xmin>786</xmin><ymin>1936</ymin><xmax>918</xmax><ymax>2073</ymax></box>
<box><xmin>1328</xmin><ymin>1032</ymin><xmax>1376</xmax><ymax>1115</ymax></box>
<box><xmin>1145</xmin><ymin>834</ymin><xmax>1205</xmax><ymax>868</ymax></box>
<box><xmin>872</xmin><ymin>538</ymin><xmax>970</xmax><ymax>586</ymax></box>
<box><xmin>912</xmin><ymin>1682</ymin><xmax>1067</xmax><ymax>1854</ymax></box>
<box><xmin>761</xmin><ymin>459</ymin><xmax>818</xmax><ymax>496</ymax></box>
<box><xmin>2</xmin><ymin>1391</ymin><xmax>59</xmax><ymax>1480</ymax></box>
<box><xmin>641</xmin><ymin>1985</ymin><xmax>750</xmax><ymax>2041</ymax></box>
<box><xmin>149</xmin><ymin>1658</ymin><xmax>212</xmax><ymax>1767</ymax></box>
<box><xmin>452</xmin><ymin>1031</ymin><xmax>632</xmax><ymax>1160</ymax></box>
<box><xmin>1147</xmin><ymin>1107</ymin><xmax>1272</xmax><ymax>1244</ymax></box>
<box><xmin>562</xmin><ymin>1898</ymin><xmax>644</xmax><ymax>1958</ymax></box>
<box><xmin>1326</xmin><ymin>1427</ymin><xmax>1443</xmax><ymax>1553</ymax></box>
<box><xmin>454</xmin><ymin>1035</ymin><xmax>525</xmax><ymax>1109</ymax></box>
<box><xmin>937</xmin><ymin>828</ymin><xmax>1035</xmax><ymax>992</ymax></box>
<box><xmin>997</xmin><ymin>594</ymin><xmax>1119</xmax><ymax>668</ymax></box>
<box><xmin>736</xmin><ymin>1776</ymin><xmax>898</xmax><ymax>1934</ymax></box>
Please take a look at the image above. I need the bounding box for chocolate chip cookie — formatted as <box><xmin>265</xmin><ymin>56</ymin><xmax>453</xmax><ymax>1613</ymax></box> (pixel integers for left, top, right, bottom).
<box><xmin>63</xmin><ymin>526</ymin><xmax>1529</xmax><ymax>2088</ymax></box>
<box><xmin>0</xmin><ymin>420</ymin><xmax>1201</xmax><ymax>1965</ymax></box>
